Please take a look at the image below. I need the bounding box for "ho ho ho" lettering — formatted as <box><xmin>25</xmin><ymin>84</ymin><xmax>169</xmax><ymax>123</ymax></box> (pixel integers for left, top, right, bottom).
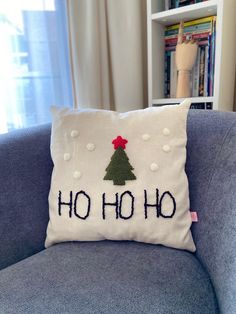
<box><xmin>57</xmin><ymin>189</ymin><xmax>176</xmax><ymax>221</ymax></box>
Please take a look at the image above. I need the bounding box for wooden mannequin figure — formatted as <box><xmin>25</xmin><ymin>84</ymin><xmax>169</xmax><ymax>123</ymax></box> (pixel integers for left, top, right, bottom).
<box><xmin>176</xmin><ymin>21</ymin><xmax>198</xmax><ymax>98</ymax></box>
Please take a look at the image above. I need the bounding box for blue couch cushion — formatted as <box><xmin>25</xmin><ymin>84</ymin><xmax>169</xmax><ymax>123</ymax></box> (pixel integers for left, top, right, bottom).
<box><xmin>0</xmin><ymin>241</ymin><xmax>218</xmax><ymax>314</ymax></box>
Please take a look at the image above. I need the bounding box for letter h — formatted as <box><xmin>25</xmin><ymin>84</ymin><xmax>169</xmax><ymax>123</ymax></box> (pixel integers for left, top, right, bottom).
<box><xmin>58</xmin><ymin>190</ymin><xmax>73</xmax><ymax>217</ymax></box>
<box><xmin>144</xmin><ymin>189</ymin><xmax>159</xmax><ymax>219</ymax></box>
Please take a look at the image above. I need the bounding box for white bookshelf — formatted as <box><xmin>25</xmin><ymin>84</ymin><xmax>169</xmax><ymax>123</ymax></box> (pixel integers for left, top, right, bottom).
<box><xmin>147</xmin><ymin>0</ymin><xmax>236</xmax><ymax>111</ymax></box>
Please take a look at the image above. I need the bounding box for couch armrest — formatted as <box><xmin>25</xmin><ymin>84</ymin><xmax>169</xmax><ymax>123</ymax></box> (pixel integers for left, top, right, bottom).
<box><xmin>186</xmin><ymin>110</ymin><xmax>236</xmax><ymax>314</ymax></box>
<box><xmin>0</xmin><ymin>124</ymin><xmax>52</xmax><ymax>270</ymax></box>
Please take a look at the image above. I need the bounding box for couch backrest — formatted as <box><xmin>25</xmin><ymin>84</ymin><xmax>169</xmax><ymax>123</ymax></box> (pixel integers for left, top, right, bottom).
<box><xmin>0</xmin><ymin>124</ymin><xmax>52</xmax><ymax>270</ymax></box>
<box><xmin>186</xmin><ymin>110</ymin><xmax>236</xmax><ymax>314</ymax></box>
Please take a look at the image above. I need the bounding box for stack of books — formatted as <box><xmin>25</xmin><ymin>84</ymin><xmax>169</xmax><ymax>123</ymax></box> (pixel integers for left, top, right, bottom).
<box><xmin>165</xmin><ymin>0</ymin><xmax>208</xmax><ymax>10</ymax></box>
<box><xmin>164</xmin><ymin>16</ymin><xmax>216</xmax><ymax>99</ymax></box>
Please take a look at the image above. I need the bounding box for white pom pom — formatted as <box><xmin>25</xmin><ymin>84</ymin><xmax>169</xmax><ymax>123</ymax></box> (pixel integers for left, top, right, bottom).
<box><xmin>162</xmin><ymin>145</ymin><xmax>171</xmax><ymax>153</ymax></box>
<box><xmin>86</xmin><ymin>143</ymin><xmax>95</xmax><ymax>151</ymax></box>
<box><xmin>150</xmin><ymin>163</ymin><xmax>159</xmax><ymax>171</ymax></box>
<box><xmin>64</xmin><ymin>153</ymin><xmax>71</xmax><ymax>161</ymax></box>
<box><xmin>71</xmin><ymin>130</ymin><xmax>79</xmax><ymax>138</ymax></box>
<box><xmin>142</xmin><ymin>134</ymin><xmax>150</xmax><ymax>141</ymax></box>
<box><xmin>73</xmin><ymin>171</ymin><xmax>82</xmax><ymax>179</ymax></box>
<box><xmin>163</xmin><ymin>128</ymin><xmax>170</xmax><ymax>136</ymax></box>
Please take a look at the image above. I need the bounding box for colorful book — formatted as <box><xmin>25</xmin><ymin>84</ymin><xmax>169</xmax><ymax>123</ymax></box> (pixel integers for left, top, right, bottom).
<box><xmin>166</xmin><ymin>16</ymin><xmax>215</xmax><ymax>31</ymax></box>
<box><xmin>165</xmin><ymin>32</ymin><xmax>211</xmax><ymax>47</ymax></box>
<box><xmin>165</xmin><ymin>22</ymin><xmax>212</xmax><ymax>37</ymax></box>
<box><xmin>164</xmin><ymin>51</ymin><xmax>171</xmax><ymax>97</ymax></box>
<box><xmin>169</xmin><ymin>0</ymin><xmax>209</xmax><ymax>9</ymax></box>
<box><xmin>199</xmin><ymin>46</ymin><xmax>205</xmax><ymax>96</ymax></box>
<box><xmin>210</xmin><ymin>16</ymin><xmax>217</xmax><ymax>96</ymax></box>
<box><xmin>204</xmin><ymin>45</ymin><xmax>209</xmax><ymax>96</ymax></box>
<box><xmin>192</xmin><ymin>47</ymin><xmax>201</xmax><ymax>96</ymax></box>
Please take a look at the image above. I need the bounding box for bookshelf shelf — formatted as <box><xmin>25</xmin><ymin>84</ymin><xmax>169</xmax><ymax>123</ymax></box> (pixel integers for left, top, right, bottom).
<box><xmin>147</xmin><ymin>0</ymin><xmax>236</xmax><ymax>111</ymax></box>
<box><xmin>153</xmin><ymin>96</ymin><xmax>214</xmax><ymax>105</ymax></box>
<box><xmin>151</xmin><ymin>1</ymin><xmax>217</xmax><ymax>25</ymax></box>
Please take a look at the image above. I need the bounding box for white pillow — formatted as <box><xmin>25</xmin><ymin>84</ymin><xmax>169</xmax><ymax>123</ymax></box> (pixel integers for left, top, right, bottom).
<box><xmin>45</xmin><ymin>99</ymin><xmax>196</xmax><ymax>252</ymax></box>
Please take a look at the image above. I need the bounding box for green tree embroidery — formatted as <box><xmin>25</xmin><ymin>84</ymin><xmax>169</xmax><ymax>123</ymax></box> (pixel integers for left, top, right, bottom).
<box><xmin>103</xmin><ymin>136</ymin><xmax>136</xmax><ymax>186</ymax></box>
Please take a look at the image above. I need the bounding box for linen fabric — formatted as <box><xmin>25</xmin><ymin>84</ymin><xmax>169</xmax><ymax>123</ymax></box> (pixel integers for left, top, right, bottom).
<box><xmin>45</xmin><ymin>99</ymin><xmax>195</xmax><ymax>251</ymax></box>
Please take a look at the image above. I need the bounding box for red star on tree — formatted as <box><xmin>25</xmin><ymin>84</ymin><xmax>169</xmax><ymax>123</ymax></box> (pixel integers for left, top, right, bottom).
<box><xmin>112</xmin><ymin>136</ymin><xmax>128</xmax><ymax>150</ymax></box>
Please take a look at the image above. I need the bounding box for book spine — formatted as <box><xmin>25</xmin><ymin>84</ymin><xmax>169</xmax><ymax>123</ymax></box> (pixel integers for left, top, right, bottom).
<box><xmin>165</xmin><ymin>28</ymin><xmax>211</xmax><ymax>39</ymax></box>
<box><xmin>204</xmin><ymin>45</ymin><xmax>209</xmax><ymax>96</ymax></box>
<box><xmin>166</xmin><ymin>16</ymin><xmax>215</xmax><ymax>31</ymax></box>
<box><xmin>165</xmin><ymin>32</ymin><xmax>211</xmax><ymax>46</ymax></box>
<box><xmin>192</xmin><ymin>47</ymin><xmax>200</xmax><ymax>97</ymax></box>
<box><xmin>211</xmin><ymin>17</ymin><xmax>217</xmax><ymax>95</ymax></box>
<box><xmin>170</xmin><ymin>0</ymin><xmax>175</xmax><ymax>9</ymax></box>
<box><xmin>165</xmin><ymin>46</ymin><xmax>176</xmax><ymax>51</ymax></box>
<box><xmin>166</xmin><ymin>52</ymin><xmax>171</xmax><ymax>97</ymax></box>
<box><xmin>165</xmin><ymin>22</ymin><xmax>212</xmax><ymax>36</ymax></box>
<box><xmin>164</xmin><ymin>51</ymin><xmax>171</xmax><ymax>97</ymax></box>
<box><xmin>164</xmin><ymin>52</ymin><xmax>168</xmax><ymax>97</ymax></box>
<box><xmin>207</xmin><ymin>33</ymin><xmax>212</xmax><ymax>96</ymax></box>
<box><xmin>199</xmin><ymin>47</ymin><xmax>205</xmax><ymax>97</ymax></box>
<box><xmin>179</xmin><ymin>0</ymin><xmax>195</xmax><ymax>6</ymax></box>
<box><xmin>209</xmin><ymin>17</ymin><xmax>216</xmax><ymax>96</ymax></box>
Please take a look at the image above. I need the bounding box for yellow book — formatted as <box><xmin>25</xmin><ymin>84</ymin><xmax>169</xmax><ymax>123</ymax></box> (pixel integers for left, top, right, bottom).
<box><xmin>166</xmin><ymin>16</ymin><xmax>216</xmax><ymax>31</ymax></box>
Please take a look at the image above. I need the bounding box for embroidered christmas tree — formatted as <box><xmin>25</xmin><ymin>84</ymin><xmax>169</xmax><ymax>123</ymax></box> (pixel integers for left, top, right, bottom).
<box><xmin>103</xmin><ymin>136</ymin><xmax>136</xmax><ymax>186</ymax></box>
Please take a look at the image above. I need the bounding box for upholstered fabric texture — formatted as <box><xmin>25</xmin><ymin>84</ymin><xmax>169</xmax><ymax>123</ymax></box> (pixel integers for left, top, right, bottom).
<box><xmin>0</xmin><ymin>124</ymin><xmax>52</xmax><ymax>270</ymax></box>
<box><xmin>45</xmin><ymin>100</ymin><xmax>195</xmax><ymax>251</ymax></box>
<box><xmin>185</xmin><ymin>110</ymin><xmax>236</xmax><ymax>314</ymax></box>
<box><xmin>0</xmin><ymin>241</ymin><xmax>218</xmax><ymax>314</ymax></box>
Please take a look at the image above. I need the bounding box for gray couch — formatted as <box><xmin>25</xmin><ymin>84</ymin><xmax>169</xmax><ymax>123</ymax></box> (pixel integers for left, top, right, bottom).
<box><xmin>0</xmin><ymin>110</ymin><xmax>235</xmax><ymax>314</ymax></box>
